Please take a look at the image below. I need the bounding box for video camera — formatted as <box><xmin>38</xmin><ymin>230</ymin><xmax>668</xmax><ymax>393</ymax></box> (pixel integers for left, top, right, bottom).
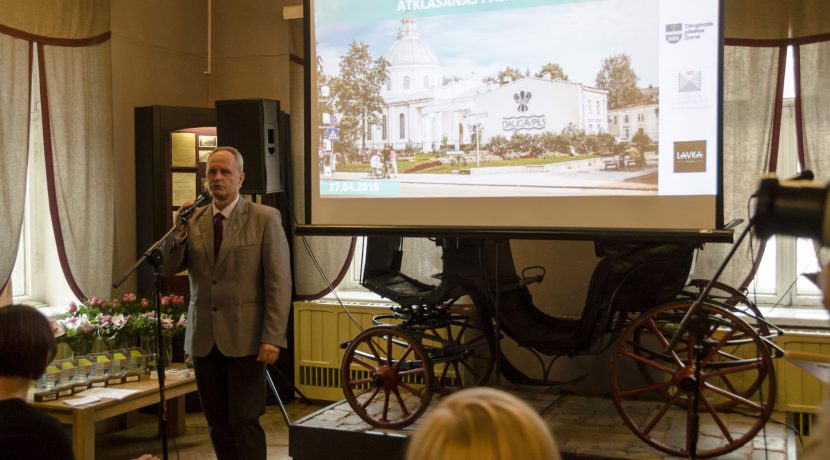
<box><xmin>754</xmin><ymin>171</ymin><xmax>830</xmax><ymax>244</ymax></box>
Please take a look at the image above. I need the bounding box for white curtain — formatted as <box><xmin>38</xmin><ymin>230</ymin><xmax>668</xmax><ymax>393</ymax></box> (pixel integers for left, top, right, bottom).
<box><xmin>0</xmin><ymin>34</ymin><xmax>30</xmax><ymax>288</ymax></box>
<box><xmin>691</xmin><ymin>46</ymin><xmax>780</xmax><ymax>286</ymax></box>
<box><xmin>0</xmin><ymin>0</ymin><xmax>112</xmax><ymax>300</ymax></box>
<box><xmin>39</xmin><ymin>41</ymin><xmax>114</xmax><ymax>298</ymax></box>
<box><xmin>799</xmin><ymin>40</ymin><xmax>830</xmax><ymax>180</ymax></box>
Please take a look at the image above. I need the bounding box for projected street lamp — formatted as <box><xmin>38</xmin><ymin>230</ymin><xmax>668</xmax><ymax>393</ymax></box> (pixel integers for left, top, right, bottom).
<box><xmin>466</xmin><ymin>112</ymin><xmax>486</xmax><ymax>167</ymax></box>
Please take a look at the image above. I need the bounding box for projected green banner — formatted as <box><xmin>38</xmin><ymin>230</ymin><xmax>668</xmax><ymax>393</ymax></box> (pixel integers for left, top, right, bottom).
<box><xmin>314</xmin><ymin>0</ymin><xmax>597</xmax><ymax>25</ymax></box>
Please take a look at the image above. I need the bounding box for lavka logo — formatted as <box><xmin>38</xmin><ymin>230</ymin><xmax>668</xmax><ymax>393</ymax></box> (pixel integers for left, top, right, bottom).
<box><xmin>665</xmin><ymin>23</ymin><xmax>682</xmax><ymax>44</ymax></box>
<box><xmin>673</xmin><ymin>140</ymin><xmax>707</xmax><ymax>173</ymax></box>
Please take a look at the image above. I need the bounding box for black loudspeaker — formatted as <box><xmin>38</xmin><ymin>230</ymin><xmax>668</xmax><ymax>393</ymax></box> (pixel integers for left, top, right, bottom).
<box><xmin>215</xmin><ymin>99</ymin><xmax>282</xmax><ymax>194</ymax></box>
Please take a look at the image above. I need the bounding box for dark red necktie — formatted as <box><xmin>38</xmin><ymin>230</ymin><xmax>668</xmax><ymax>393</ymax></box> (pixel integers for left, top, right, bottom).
<box><xmin>213</xmin><ymin>213</ymin><xmax>224</xmax><ymax>258</ymax></box>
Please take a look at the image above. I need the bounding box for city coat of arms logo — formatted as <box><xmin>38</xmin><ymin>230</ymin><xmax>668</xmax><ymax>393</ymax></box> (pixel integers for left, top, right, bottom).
<box><xmin>665</xmin><ymin>23</ymin><xmax>682</xmax><ymax>44</ymax></box>
<box><xmin>514</xmin><ymin>91</ymin><xmax>532</xmax><ymax>112</ymax></box>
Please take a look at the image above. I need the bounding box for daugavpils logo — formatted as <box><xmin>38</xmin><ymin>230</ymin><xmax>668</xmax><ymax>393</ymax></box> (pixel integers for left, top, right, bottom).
<box><xmin>666</xmin><ymin>23</ymin><xmax>682</xmax><ymax>44</ymax></box>
<box><xmin>514</xmin><ymin>90</ymin><xmax>531</xmax><ymax>112</ymax></box>
<box><xmin>673</xmin><ymin>140</ymin><xmax>706</xmax><ymax>173</ymax></box>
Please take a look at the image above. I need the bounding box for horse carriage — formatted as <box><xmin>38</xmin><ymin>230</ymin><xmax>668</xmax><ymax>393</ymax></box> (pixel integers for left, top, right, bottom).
<box><xmin>339</xmin><ymin>233</ymin><xmax>784</xmax><ymax>458</ymax></box>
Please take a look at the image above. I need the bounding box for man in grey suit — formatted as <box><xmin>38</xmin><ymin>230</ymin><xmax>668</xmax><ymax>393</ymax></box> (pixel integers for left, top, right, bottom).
<box><xmin>161</xmin><ymin>146</ymin><xmax>291</xmax><ymax>460</ymax></box>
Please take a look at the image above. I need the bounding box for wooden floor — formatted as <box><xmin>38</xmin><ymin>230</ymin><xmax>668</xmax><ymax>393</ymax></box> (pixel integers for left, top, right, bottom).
<box><xmin>94</xmin><ymin>401</ymin><xmax>325</xmax><ymax>460</ymax></box>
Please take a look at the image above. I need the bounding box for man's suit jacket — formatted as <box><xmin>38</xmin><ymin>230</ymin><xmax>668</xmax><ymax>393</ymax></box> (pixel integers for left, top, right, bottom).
<box><xmin>161</xmin><ymin>198</ymin><xmax>292</xmax><ymax>358</ymax></box>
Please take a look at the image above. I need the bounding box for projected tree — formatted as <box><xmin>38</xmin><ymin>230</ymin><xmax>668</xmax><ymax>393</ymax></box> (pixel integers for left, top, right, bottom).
<box><xmin>595</xmin><ymin>53</ymin><xmax>643</xmax><ymax>109</ymax></box>
<box><xmin>316</xmin><ymin>55</ymin><xmax>334</xmax><ymax>146</ymax></box>
<box><xmin>330</xmin><ymin>41</ymin><xmax>389</xmax><ymax>155</ymax></box>
<box><xmin>535</xmin><ymin>63</ymin><xmax>569</xmax><ymax>81</ymax></box>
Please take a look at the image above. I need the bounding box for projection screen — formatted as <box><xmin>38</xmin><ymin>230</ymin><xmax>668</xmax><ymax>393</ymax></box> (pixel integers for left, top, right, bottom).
<box><xmin>303</xmin><ymin>0</ymin><xmax>724</xmax><ymax>235</ymax></box>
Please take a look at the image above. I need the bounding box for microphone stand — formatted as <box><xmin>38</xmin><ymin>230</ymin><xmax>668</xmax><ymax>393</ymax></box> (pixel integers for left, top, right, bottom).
<box><xmin>663</xmin><ymin>221</ymin><xmax>754</xmax><ymax>460</ymax></box>
<box><xmin>113</xmin><ymin>212</ymin><xmax>196</xmax><ymax>460</ymax></box>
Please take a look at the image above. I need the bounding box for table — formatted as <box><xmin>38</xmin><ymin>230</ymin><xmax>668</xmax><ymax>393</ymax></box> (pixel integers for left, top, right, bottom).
<box><xmin>31</xmin><ymin>376</ymin><xmax>197</xmax><ymax>460</ymax></box>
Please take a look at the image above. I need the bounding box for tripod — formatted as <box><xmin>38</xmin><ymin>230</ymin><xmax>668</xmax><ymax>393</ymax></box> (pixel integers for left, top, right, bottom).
<box><xmin>265</xmin><ymin>364</ymin><xmax>313</xmax><ymax>425</ymax></box>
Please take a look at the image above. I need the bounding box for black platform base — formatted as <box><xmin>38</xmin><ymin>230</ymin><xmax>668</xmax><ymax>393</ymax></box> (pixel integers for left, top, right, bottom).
<box><xmin>288</xmin><ymin>391</ymin><xmax>792</xmax><ymax>460</ymax></box>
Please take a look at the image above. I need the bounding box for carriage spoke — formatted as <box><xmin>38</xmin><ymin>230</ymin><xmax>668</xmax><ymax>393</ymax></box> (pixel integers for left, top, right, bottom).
<box><xmin>620</xmin><ymin>380</ymin><xmax>672</xmax><ymax>398</ymax></box>
<box><xmin>394</xmin><ymin>345</ymin><xmax>415</xmax><ymax>371</ymax></box>
<box><xmin>348</xmin><ymin>377</ymin><xmax>374</xmax><ymax>387</ymax></box>
<box><xmin>381</xmin><ymin>390</ymin><xmax>391</xmax><ymax>422</ymax></box>
<box><xmin>399</xmin><ymin>382</ymin><xmax>425</xmax><ymax>399</ymax></box>
<box><xmin>700</xmin><ymin>393</ymin><xmax>734</xmax><ymax>443</ymax></box>
<box><xmin>438</xmin><ymin>360</ymin><xmax>451</xmax><ymax>383</ymax></box>
<box><xmin>621</xmin><ymin>349</ymin><xmax>675</xmax><ymax>375</ymax></box>
<box><xmin>643</xmin><ymin>390</ymin><xmax>682</xmax><ymax>435</ymax></box>
<box><xmin>700</xmin><ymin>329</ymin><xmax>736</xmax><ymax>366</ymax></box>
<box><xmin>460</xmin><ymin>359</ymin><xmax>481</xmax><ymax>379</ymax></box>
<box><xmin>703</xmin><ymin>382</ymin><xmax>762</xmax><ymax>411</ymax></box>
<box><xmin>352</xmin><ymin>356</ymin><xmax>377</xmax><ymax>372</ymax></box>
<box><xmin>703</xmin><ymin>360</ymin><xmax>763</xmax><ymax>379</ymax></box>
<box><xmin>359</xmin><ymin>387</ymin><xmax>381</xmax><ymax>410</ymax></box>
<box><xmin>366</xmin><ymin>339</ymin><xmax>384</xmax><ymax>366</ymax></box>
<box><xmin>399</xmin><ymin>367</ymin><xmax>426</xmax><ymax>377</ymax></box>
<box><xmin>393</xmin><ymin>387</ymin><xmax>410</xmax><ymax>416</ymax></box>
<box><xmin>646</xmin><ymin>319</ymin><xmax>684</xmax><ymax>367</ymax></box>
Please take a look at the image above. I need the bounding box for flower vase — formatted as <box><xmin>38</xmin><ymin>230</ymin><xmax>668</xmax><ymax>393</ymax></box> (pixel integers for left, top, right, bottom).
<box><xmin>54</xmin><ymin>342</ymin><xmax>74</xmax><ymax>360</ymax></box>
<box><xmin>72</xmin><ymin>340</ymin><xmax>91</xmax><ymax>357</ymax></box>
<box><xmin>139</xmin><ymin>334</ymin><xmax>172</xmax><ymax>369</ymax></box>
<box><xmin>107</xmin><ymin>333</ymin><xmax>137</xmax><ymax>351</ymax></box>
<box><xmin>91</xmin><ymin>337</ymin><xmax>108</xmax><ymax>353</ymax></box>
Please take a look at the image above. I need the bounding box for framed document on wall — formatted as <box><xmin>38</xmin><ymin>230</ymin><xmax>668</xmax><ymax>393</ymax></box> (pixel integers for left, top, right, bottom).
<box><xmin>171</xmin><ymin>132</ymin><xmax>197</xmax><ymax>167</ymax></box>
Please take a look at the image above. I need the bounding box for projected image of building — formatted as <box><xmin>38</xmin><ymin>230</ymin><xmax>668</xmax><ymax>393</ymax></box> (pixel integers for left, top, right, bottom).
<box><xmin>365</xmin><ymin>18</ymin><xmax>609</xmax><ymax>153</ymax></box>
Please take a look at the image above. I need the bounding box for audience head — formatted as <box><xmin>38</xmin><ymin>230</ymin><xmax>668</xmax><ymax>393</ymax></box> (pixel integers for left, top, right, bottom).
<box><xmin>0</xmin><ymin>304</ymin><xmax>56</xmax><ymax>380</ymax></box>
<box><xmin>405</xmin><ymin>387</ymin><xmax>561</xmax><ymax>460</ymax></box>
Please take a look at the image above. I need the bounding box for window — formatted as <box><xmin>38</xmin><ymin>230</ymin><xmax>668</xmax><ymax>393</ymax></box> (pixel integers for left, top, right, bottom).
<box><xmin>399</xmin><ymin>113</ymin><xmax>406</xmax><ymax>139</ymax></box>
<box><xmin>382</xmin><ymin>115</ymin><xmax>387</xmax><ymax>139</ymax></box>
<box><xmin>11</xmin><ymin>199</ymin><xmax>29</xmax><ymax>298</ymax></box>
<box><xmin>624</xmin><ymin>128</ymin><xmax>629</xmax><ymax>139</ymax></box>
<box><xmin>11</xmin><ymin>70</ymin><xmax>75</xmax><ymax>309</ymax></box>
<box><xmin>424</xmin><ymin>76</ymin><xmax>429</xmax><ymax>89</ymax></box>
<box><xmin>366</xmin><ymin>124</ymin><xmax>372</xmax><ymax>141</ymax></box>
<box><xmin>747</xmin><ymin>47</ymin><xmax>821</xmax><ymax>308</ymax></box>
<box><xmin>749</xmin><ymin>98</ymin><xmax>821</xmax><ymax>307</ymax></box>
<box><xmin>596</xmin><ymin>100</ymin><xmax>600</xmax><ymax>114</ymax></box>
<box><xmin>403</xmin><ymin>76</ymin><xmax>410</xmax><ymax>90</ymax></box>
<box><xmin>637</xmin><ymin>113</ymin><xmax>644</xmax><ymax>122</ymax></box>
<box><xmin>623</xmin><ymin>114</ymin><xmax>629</xmax><ymax>123</ymax></box>
<box><xmin>385</xmin><ymin>78</ymin><xmax>391</xmax><ymax>91</ymax></box>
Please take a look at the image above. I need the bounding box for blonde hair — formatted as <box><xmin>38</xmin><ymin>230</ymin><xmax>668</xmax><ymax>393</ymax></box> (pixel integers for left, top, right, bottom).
<box><xmin>405</xmin><ymin>387</ymin><xmax>561</xmax><ymax>460</ymax></box>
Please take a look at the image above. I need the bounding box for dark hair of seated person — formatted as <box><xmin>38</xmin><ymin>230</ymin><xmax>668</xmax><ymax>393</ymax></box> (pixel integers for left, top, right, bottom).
<box><xmin>0</xmin><ymin>304</ymin><xmax>74</xmax><ymax>460</ymax></box>
<box><xmin>0</xmin><ymin>304</ymin><xmax>57</xmax><ymax>378</ymax></box>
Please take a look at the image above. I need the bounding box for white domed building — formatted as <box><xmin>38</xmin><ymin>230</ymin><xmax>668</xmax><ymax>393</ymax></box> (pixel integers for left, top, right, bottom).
<box><xmin>365</xmin><ymin>17</ymin><xmax>609</xmax><ymax>154</ymax></box>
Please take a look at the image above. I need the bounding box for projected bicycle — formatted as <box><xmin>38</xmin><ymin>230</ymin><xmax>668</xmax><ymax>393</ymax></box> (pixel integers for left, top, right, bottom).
<box><xmin>339</xmin><ymin>230</ymin><xmax>783</xmax><ymax>458</ymax></box>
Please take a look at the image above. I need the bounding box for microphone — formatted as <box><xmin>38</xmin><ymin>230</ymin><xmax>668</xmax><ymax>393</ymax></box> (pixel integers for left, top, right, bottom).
<box><xmin>178</xmin><ymin>191</ymin><xmax>212</xmax><ymax>224</ymax></box>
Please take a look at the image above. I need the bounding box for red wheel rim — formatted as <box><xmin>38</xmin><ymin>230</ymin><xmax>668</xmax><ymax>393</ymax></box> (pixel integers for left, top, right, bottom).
<box><xmin>341</xmin><ymin>326</ymin><xmax>432</xmax><ymax>428</ymax></box>
<box><xmin>611</xmin><ymin>302</ymin><xmax>775</xmax><ymax>458</ymax></box>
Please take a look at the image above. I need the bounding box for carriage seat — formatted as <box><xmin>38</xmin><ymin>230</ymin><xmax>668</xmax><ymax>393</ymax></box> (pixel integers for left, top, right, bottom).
<box><xmin>360</xmin><ymin>236</ymin><xmax>457</xmax><ymax>307</ymax></box>
<box><xmin>496</xmin><ymin>241</ymin><xmax>697</xmax><ymax>356</ymax></box>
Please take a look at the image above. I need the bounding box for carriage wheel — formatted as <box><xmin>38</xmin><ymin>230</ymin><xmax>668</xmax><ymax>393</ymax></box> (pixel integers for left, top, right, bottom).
<box><xmin>341</xmin><ymin>326</ymin><xmax>433</xmax><ymax>428</ymax></box>
<box><xmin>611</xmin><ymin>302</ymin><xmax>775</xmax><ymax>458</ymax></box>
<box><xmin>631</xmin><ymin>303</ymin><xmax>771</xmax><ymax>411</ymax></box>
<box><xmin>685</xmin><ymin>279</ymin><xmax>767</xmax><ymax>327</ymax></box>
<box><xmin>418</xmin><ymin>302</ymin><xmax>495</xmax><ymax>394</ymax></box>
